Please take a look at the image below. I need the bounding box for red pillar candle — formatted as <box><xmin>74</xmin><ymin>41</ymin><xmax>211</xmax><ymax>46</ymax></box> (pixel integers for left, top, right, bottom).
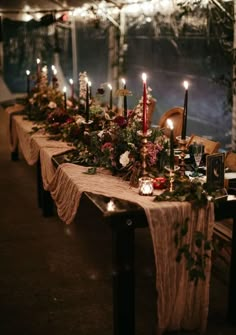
<box><xmin>167</xmin><ymin>118</ymin><xmax>174</xmax><ymax>170</ymax></box>
<box><xmin>181</xmin><ymin>80</ymin><xmax>189</xmax><ymax>140</ymax></box>
<box><xmin>52</xmin><ymin>68</ymin><xmax>57</xmax><ymax>89</ymax></box>
<box><xmin>69</xmin><ymin>78</ymin><xmax>74</xmax><ymax>100</ymax></box>
<box><xmin>122</xmin><ymin>78</ymin><xmax>127</xmax><ymax>118</ymax></box>
<box><xmin>26</xmin><ymin>70</ymin><xmax>30</xmax><ymax>96</ymax></box>
<box><xmin>108</xmin><ymin>84</ymin><xmax>113</xmax><ymax>110</ymax></box>
<box><xmin>142</xmin><ymin>73</ymin><xmax>147</xmax><ymax>134</ymax></box>
<box><xmin>63</xmin><ymin>86</ymin><xmax>67</xmax><ymax>112</ymax></box>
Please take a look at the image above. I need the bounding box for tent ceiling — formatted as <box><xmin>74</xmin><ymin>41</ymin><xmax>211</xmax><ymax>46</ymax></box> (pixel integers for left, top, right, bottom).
<box><xmin>0</xmin><ymin>1</ymin><xmax>88</xmax><ymax>12</ymax></box>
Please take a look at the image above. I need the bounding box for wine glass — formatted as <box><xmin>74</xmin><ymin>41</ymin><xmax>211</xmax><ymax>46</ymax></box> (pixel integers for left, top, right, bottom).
<box><xmin>190</xmin><ymin>143</ymin><xmax>204</xmax><ymax>177</ymax></box>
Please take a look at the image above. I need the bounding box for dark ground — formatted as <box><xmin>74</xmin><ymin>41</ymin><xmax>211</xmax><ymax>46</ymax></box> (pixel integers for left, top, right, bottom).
<box><xmin>0</xmin><ymin>104</ymin><xmax>235</xmax><ymax>335</ymax></box>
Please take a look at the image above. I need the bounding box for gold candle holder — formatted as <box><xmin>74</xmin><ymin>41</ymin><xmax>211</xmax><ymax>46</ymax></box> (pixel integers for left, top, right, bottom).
<box><xmin>165</xmin><ymin>166</ymin><xmax>180</xmax><ymax>192</ymax></box>
<box><xmin>137</xmin><ymin>129</ymin><xmax>152</xmax><ymax>176</ymax></box>
<box><xmin>82</xmin><ymin>120</ymin><xmax>93</xmax><ymax>153</ymax></box>
<box><xmin>176</xmin><ymin>136</ymin><xmax>190</xmax><ymax>179</ymax></box>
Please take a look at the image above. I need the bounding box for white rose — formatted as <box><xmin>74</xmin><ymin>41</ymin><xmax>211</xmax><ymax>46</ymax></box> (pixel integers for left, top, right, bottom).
<box><xmin>119</xmin><ymin>151</ymin><xmax>130</xmax><ymax>167</ymax></box>
<box><xmin>48</xmin><ymin>101</ymin><xmax>57</xmax><ymax>109</ymax></box>
<box><xmin>75</xmin><ymin>115</ymin><xmax>85</xmax><ymax>125</ymax></box>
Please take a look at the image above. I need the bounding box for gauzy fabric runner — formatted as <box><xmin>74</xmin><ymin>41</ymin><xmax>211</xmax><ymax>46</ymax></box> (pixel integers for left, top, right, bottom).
<box><xmin>48</xmin><ymin>163</ymin><xmax>214</xmax><ymax>334</ymax></box>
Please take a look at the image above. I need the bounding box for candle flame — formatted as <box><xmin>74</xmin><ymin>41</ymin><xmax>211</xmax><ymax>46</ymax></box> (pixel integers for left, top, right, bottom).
<box><xmin>107</xmin><ymin>199</ymin><xmax>116</xmax><ymax>212</ymax></box>
<box><xmin>183</xmin><ymin>80</ymin><xmax>189</xmax><ymax>90</ymax></box>
<box><xmin>26</xmin><ymin>70</ymin><xmax>30</xmax><ymax>76</ymax></box>
<box><xmin>142</xmin><ymin>73</ymin><xmax>147</xmax><ymax>83</ymax></box>
<box><xmin>108</xmin><ymin>83</ymin><xmax>112</xmax><ymax>90</ymax></box>
<box><xmin>36</xmin><ymin>58</ymin><xmax>40</xmax><ymax>64</ymax></box>
<box><xmin>167</xmin><ymin>118</ymin><xmax>174</xmax><ymax>130</ymax></box>
<box><xmin>88</xmin><ymin>81</ymin><xmax>92</xmax><ymax>87</ymax></box>
<box><xmin>63</xmin><ymin>86</ymin><xmax>67</xmax><ymax>93</ymax></box>
<box><xmin>42</xmin><ymin>66</ymin><xmax>47</xmax><ymax>73</ymax></box>
<box><xmin>51</xmin><ymin>65</ymin><xmax>55</xmax><ymax>71</ymax></box>
<box><xmin>121</xmin><ymin>78</ymin><xmax>126</xmax><ymax>85</ymax></box>
<box><xmin>69</xmin><ymin>78</ymin><xmax>73</xmax><ymax>85</ymax></box>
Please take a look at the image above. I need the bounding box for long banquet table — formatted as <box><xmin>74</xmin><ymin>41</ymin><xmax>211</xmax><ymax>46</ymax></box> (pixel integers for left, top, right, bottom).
<box><xmin>5</xmin><ymin>104</ymin><xmax>236</xmax><ymax>335</ymax></box>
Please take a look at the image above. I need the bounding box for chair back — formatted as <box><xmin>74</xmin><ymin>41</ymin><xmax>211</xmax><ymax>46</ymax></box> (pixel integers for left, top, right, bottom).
<box><xmin>187</xmin><ymin>134</ymin><xmax>220</xmax><ymax>154</ymax></box>
<box><xmin>158</xmin><ymin>106</ymin><xmax>184</xmax><ymax>144</ymax></box>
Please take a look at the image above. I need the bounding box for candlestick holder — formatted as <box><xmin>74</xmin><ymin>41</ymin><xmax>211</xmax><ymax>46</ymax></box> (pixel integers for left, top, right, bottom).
<box><xmin>176</xmin><ymin>136</ymin><xmax>190</xmax><ymax>179</ymax></box>
<box><xmin>164</xmin><ymin>166</ymin><xmax>180</xmax><ymax>192</ymax></box>
<box><xmin>137</xmin><ymin>129</ymin><xmax>152</xmax><ymax>176</ymax></box>
<box><xmin>82</xmin><ymin>120</ymin><xmax>93</xmax><ymax>153</ymax></box>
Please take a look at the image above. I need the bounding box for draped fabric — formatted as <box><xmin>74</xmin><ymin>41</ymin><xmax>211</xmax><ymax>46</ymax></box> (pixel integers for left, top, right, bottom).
<box><xmin>6</xmin><ymin>109</ymin><xmax>215</xmax><ymax>334</ymax></box>
<box><xmin>48</xmin><ymin>163</ymin><xmax>214</xmax><ymax>334</ymax></box>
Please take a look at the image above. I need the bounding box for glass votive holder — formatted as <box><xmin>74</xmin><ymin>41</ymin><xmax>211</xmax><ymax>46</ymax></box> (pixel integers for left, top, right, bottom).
<box><xmin>139</xmin><ymin>177</ymin><xmax>154</xmax><ymax>196</ymax></box>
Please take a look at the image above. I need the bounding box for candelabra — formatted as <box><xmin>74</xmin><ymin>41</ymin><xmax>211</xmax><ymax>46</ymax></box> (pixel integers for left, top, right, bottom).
<box><xmin>137</xmin><ymin>129</ymin><xmax>152</xmax><ymax>176</ymax></box>
<box><xmin>176</xmin><ymin>136</ymin><xmax>190</xmax><ymax>179</ymax></box>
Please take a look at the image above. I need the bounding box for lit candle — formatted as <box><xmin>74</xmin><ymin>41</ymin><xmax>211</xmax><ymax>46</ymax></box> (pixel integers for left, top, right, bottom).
<box><xmin>26</xmin><ymin>70</ymin><xmax>30</xmax><ymax>96</ymax></box>
<box><xmin>139</xmin><ymin>177</ymin><xmax>153</xmax><ymax>196</ymax></box>
<box><xmin>167</xmin><ymin>118</ymin><xmax>174</xmax><ymax>170</ymax></box>
<box><xmin>142</xmin><ymin>73</ymin><xmax>147</xmax><ymax>134</ymax></box>
<box><xmin>36</xmin><ymin>58</ymin><xmax>41</xmax><ymax>81</ymax></box>
<box><xmin>52</xmin><ymin>68</ymin><xmax>57</xmax><ymax>89</ymax></box>
<box><xmin>181</xmin><ymin>80</ymin><xmax>189</xmax><ymax>140</ymax></box>
<box><xmin>63</xmin><ymin>86</ymin><xmax>67</xmax><ymax>112</ymax></box>
<box><xmin>122</xmin><ymin>78</ymin><xmax>127</xmax><ymax>118</ymax></box>
<box><xmin>69</xmin><ymin>78</ymin><xmax>74</xmax><ymax>100</ymax></box>
<box><xmin>88</xmin><ymin>80</ymin><xmax>92</xmax><ymax>100</ymax></box>
<box><xmin>85</xmin><ymin>78</ymin><xmax>90</xmax><ymax>122</ymax></box>
<box><xmin>108</xmin><ymin>83</ymin><xmax>113</xmax><ymax>110</ymax></box>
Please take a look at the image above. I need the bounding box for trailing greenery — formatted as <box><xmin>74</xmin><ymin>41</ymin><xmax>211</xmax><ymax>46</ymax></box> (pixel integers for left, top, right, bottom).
<box><xmin>154</xmin><ymin>178</ymin><xmax>220</xmax><ymax>285</ymax></box>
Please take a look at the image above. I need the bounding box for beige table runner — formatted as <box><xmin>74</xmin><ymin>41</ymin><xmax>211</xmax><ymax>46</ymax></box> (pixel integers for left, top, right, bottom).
<box><xmin>48</xmin><ymin>163</ymin><xmax>214</xmax><ymax>334</ymax></box>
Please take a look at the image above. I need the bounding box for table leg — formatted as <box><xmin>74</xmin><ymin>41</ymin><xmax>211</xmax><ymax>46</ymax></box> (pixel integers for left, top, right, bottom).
<box><xmin>112</xmin><ymin>226</ymin><xmax>135</xmax><ymax>335</ymax></box>
<box><xmin>36</xmin><ymin>159</ymin><xmax>54</xmax><ymax>217</ymax></box>
<box><xmin>228</xmin><ymin>217</ymin><xmax>236</xmax><ymax>325</ymax></box>
<box><xmin>11</xmin><ymin>145</ymin><xmax>19</xmax><ymax>161</ymax></box>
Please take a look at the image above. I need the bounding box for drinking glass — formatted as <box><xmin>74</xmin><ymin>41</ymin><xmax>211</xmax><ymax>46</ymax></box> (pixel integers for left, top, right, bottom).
<box><xmin>190</xmin><ymin>143</ymin><xmax>204</xmax><ymax>177</ymax></box>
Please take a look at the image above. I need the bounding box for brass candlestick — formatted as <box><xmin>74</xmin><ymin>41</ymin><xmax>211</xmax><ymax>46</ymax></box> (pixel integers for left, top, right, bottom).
<box><xmin>82</xmin><ymin>120</ymin><xmax>93</xmax><ymax>153</ymax></box>
<box><xmin>164</xmin><ymin>166</ymin><xmax>180</xmax><ymax>192</ymax></box>
<box><xmin>137</xmin><ymin>129</ymin><xmax>152</xmax><ymax>176</ymax></box>
<box><xmin>176</xmin><ymin>136</ymin><xmax>190</xmax><ymax>179</ymax></box>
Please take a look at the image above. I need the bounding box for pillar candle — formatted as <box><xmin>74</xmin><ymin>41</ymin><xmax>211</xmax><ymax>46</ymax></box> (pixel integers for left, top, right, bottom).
<box><xmin>181</xmin><ymin>80</ymin><xmax>189</xmax><ymax>140</ymax></box>
<box><xmin>63</xmin><ymin>86</ymin><xmax>67</xmax><ymax>112</ymax></box>
<box><xmin>122</xmin><ymin>78</ymin><xmax>127</xmax><ymax>118</ymax></box>
<box><xmin>52</xmin><ymin>68</ymin><xmax>57</xmax><ymax>89</ymax></box>
<box><xmin>69</xmin><ymin>78</ymin><xmax>74</xmax><ymax>100</ymax></box>
<box><xmin>142</xmin><ymin>73</ymin><xmax>147</xmax><ymax>134</ymax></box>
<box><xmin>167</xmin><ymin>119</ymin><xmax>174</xmax><ymax>170</ymax></box>
<box><xmin>108</xmin><ymin>84</ymin><xmax>113</xmax><ymax>110</ymax></box>
<box><xmin>26</xmin><ymin>70</ymin><xmax>30</xmax><ymax>96</ymax></box>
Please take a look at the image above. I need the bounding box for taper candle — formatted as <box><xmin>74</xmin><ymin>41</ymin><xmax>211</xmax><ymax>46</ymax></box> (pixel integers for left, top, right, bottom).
<box><xmin>69</xmin><ymin>78</ymin><xmax>74</xmax><ymax>100</ymax></box>
<box><xmin>122</xmin><ymin>78</ymin><xmax>127</xmax><ymax>118</ymax></box>
<box><xmin>167</xmin><ymin>118</ymin><xmax>174</xmax><ymax>170</ymax></box>
<box><xmin>63</xmin><ymin>86</ymin><xmax>67</xmax><ymax>112</ymax></box>
<box><xmin>36</xmin><ymin>58</ymin><xmax>41</xmax><ymax>81</ymax></box>
<box><xmin>108</xmin><ymin>84</ymin><xmax>113</xmax><ymax>110</ymax></box>
<box><xmin>88</xmin><ymin>81</ymin><xmax>92</xmax><ymax>100</ymax></box>
<box><xmin>85</xmin><ymin>79</ymin><xmax>89</xmax><ymax>122</ymax></box>
<box><xmin>26</xmin><ymin>70</ymin><xmax>30</xmax><ymax>96</ymax></box>
<box><xmin>181</xmin><ymin>80</ymin><xmax>189</xmax><ymax>140</ymax></box>
<box><xmin>142</xmin><ymin>73</ymin><xmax>147</xmax><ymax>134</ymax></box>
<box><xmin>52</xmin><ymin>68</ymin><xmax>57</xmax><ymax>89</ymax></box>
